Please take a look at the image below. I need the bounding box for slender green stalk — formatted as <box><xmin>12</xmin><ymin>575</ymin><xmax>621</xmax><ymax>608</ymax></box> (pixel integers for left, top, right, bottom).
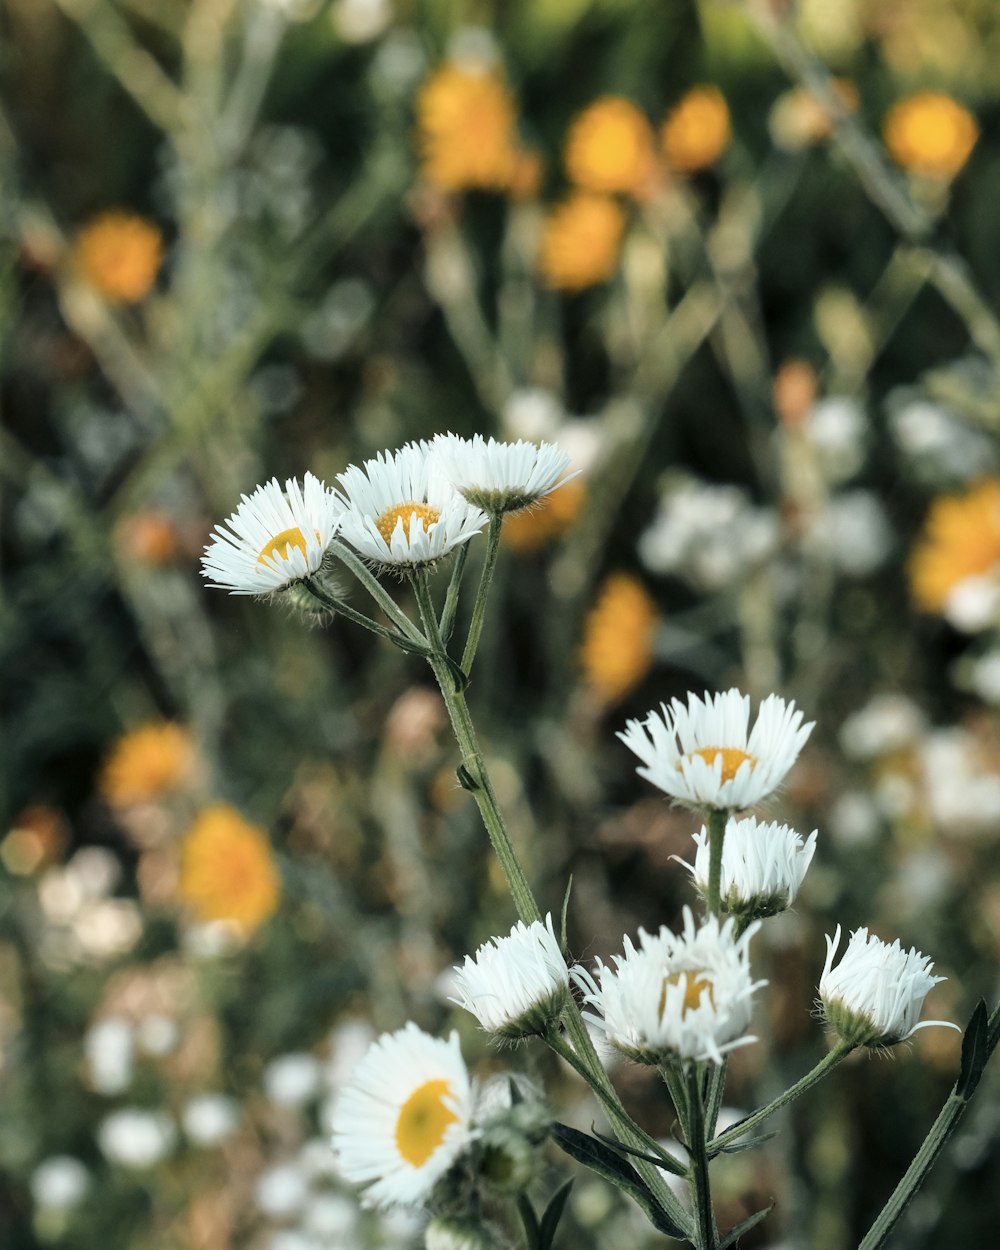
<box><xmin>704</xmin><ymin>809</ymin><xmax>728</xmax><ymax>919</ymax></box>
<box><xmin>302</xmin><ymin>577</ymin><xmax>431</xmax><ymax>653</ymax></box>
<box><xmin>411</xmin><ymin>570</ymin><xmax>540</xmax><ymax>925</ymax></box>
<box><xmin>708</xmin><ymin>1040</ymin><xmax>854</xmax><ymax>1154</ymax></box>
<box><xmin>329</xmin><ymin>541</ymin><xmax>427</xmax><ymax>644</ymax></box>
<box><xmin>686</xmin><ymin>1065</ymin><xmax>718</xmax><ymax>1250</ymax></box>
<box><xmin>439</xmin><ymin>542</ymin><xmax>470</xmax><ymax>645</ymax></box>
<box><xmin>461</xmin><ymin>514</ymin><xmax>503</xmax><ymax>675</ymax></box>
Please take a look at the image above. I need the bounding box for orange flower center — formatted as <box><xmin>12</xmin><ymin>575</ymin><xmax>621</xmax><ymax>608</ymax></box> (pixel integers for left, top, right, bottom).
<box><xmin>395</xmin><ymin>1078</ymin><xmax>457</xmax><ymax>1166</ymax></box>
<box><xmin>660</xmin><ymin>970</ymin><xmax>715</xmax><ymax>1019</ymax></box>
<box><xmin>258</xmin><ymin>527</ymin><xmax>309</xmax><ymax>566</ymax></box>
<box><xmin>376</xmin><ymin>502</ymin><xmax>441</xmax><ymax>545</ymax></box>
<box><xmin>686</xmin><ymin>746</ymin><xmax>757</xmax><ymax>783</ymax></box>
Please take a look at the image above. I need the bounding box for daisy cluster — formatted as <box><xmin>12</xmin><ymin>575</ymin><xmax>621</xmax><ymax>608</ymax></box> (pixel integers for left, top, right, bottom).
<box><xmin>201</xmin><ymin>434</ymin><xmax>574</xmax><ymax>594</ymax></box>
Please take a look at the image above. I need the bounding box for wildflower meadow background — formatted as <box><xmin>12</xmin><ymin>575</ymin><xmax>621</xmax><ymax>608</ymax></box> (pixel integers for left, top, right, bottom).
<box><xmin>4</xmin><ymin>0</ymin><xmax>1000</xmax><ymax>1247</ymax></box>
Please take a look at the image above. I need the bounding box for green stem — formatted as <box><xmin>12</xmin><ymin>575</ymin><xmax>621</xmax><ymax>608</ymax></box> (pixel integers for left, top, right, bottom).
<box><xmin>461</xmin><ymin>513</ymin><xmax>503</xmax><ymax>675</ymax></box>
<box><xmin>328</xmin><ymin>540</ymin><xmax>427</xmax><ymax>644</ymax></box>
<box><xmin>708</xmin><ymin>1040</ymin><xmax>854</xmax><ymax>1155</ymax></box>
<box><xmin>705</xmin><ymin>809</ymin><xmax>728</xmax><ymax>920</ymax></box>
<box><xmin>686</xmin><ymin>1065</ymin><xmax>718</xmax><ymax>1250</ymax></box>
<box><xmin>411</xmin><ymin>570</ymin><xmax>539</xmax><ymax>926</ymax></box>
<box><xmin>439</xmin><ymin>542</ymin><xmax>470</xmax><ymax>646</ymax></box>
<box><xmin>302</xmin><ymin>577</ymin><xmax>431</xmax><ymax>652</ymax></box>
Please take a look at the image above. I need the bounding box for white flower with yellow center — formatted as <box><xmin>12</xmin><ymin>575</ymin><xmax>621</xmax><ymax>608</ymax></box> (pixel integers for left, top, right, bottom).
<box><xmin>336</xmin><ymin>443</ymin><xmax>487</xmax><ymax>567</ymax></box>
<box><xmin>686</xmin><ymin>816</ymin><xmax>817</xmax><ymax>919</ymax></box>
<box><xmin>201</xmin><ymin>473</ymin><xmax>341</xmax><ymax>595</ymax></box>
<box><xmin>432</xmin><ymin>433</ymin><xmax>576</xmax><ymax>515</ymax></box>
<box><xmin>819</xmin><ymin>926</ymin><xmax>960</xmax><ymax>1049</ymax></box>
<box><xmin>331</xmin><ymin>1022</ymin><xmax>474</xmax><ymax>1209</ymax></box>
<box><xmin>574</xmin><ymin>907</ymin><xmax>764</xmax><ymax>1066</ymax></box>
<box><xmin>619</xmin><ymin>688</ymin><xmax>813</xmax><ymax>812</ymax></box>
<box><xmin>451</xmin><ymin>914</ymin><xmax>570</xmax><ymax>1040</ymax></box>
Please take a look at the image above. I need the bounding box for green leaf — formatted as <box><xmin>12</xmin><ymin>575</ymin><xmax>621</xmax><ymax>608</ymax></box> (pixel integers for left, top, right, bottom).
<box><xmin>710</xmin><ymin>1131</ymin><xmax>778</xmax><ymax>1157</ymax></box>
<box><xmin>560</xmin><ymin>874</ymin><xmax>573</xmax><ymax>953</ymax></box>
<box><xmin>539</xmin><ymin>1178</ymin><xmax>574</xmax><ymax>1250</ymax></box>
<box><xmin>442</xmin><ymin>653</ymin><xmax>470</xmax><ymax>692</ymax></box>
<box><xmin>551</xmin><ymin>1123</ymin><xmax>691</xmax><ymax>1241</ymax></box>
<box><xmin>456</xmin><ymin>764</ymin><xmax>481</xmax><ymax>792</ymax></box>
<box><xmin>718</xmin><ymin>1204</ymin><xmax>774</xmax><ymax>1249</ymax></box>
<box><xmin>956</xmin><ymin>1000</ymin><xmax>990</xmax><ymax>1100</ymax></box>
<box><xmin>591</xmin><ymin>1127</ymin><xmax>688</xmax><ymax>1177</ymax></box>
<box><xmin>390</xmin><ymin>633</ymin><xmax>433</xmax><ymax>657</ymax></box>
<box><xmin>518</xmin><ymin>1195</ymin><xmax>541</xmax><ymax>1250</ymax></box>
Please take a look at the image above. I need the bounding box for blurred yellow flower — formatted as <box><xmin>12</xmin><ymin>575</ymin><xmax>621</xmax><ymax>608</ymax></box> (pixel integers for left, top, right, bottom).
<box><xmin>100</xmin><ymin>723</ymin><xmax>195</xmax><ymax>806</ymax></box>
<box><xmin>72</xmin><ymin>210</ymin><xmax>163</xmax><ymax>303</ymax></box>
<box><xmin>768</xmin><ymin>79</ymin><xmax>859</xmax><ymax>152</ymax></box>
<box><xmin>503</xmin><ymin>477</ymin><xmax>586</xmax><ymax>553</ymax></box>
<box><xmin>578</xmin><ymin>571</ymin><xmax>658</xmax><ymax>703</ymax></box>
<box><xmin>538</xmin><ymin>193</ymin><xmax>625</xmax><ymax>290</ymax></box>
<box><xmin>416</xmin><ymin>63</ymin><xmax>519</xmax><ymax>192</ymax></box>
<box><xmin>909</xmin><ymin>479</ymin><xmax>1000</xmax><ymax>613</ymax></box>
<box><xmin>564</xmin><ymin>96</ymin><xmax>655</xmax><ymax>196</ymax></box>
<box><xmin>179</xmin><ymin>805</ymin><xmax>280</xmax><ymax>932</ymax></box>
<box><xmin>883</xmin><ymin>92</ymin><xmax>978</xmax><ymax>179</ymax></box>
<box><xmin>118</xmin><ymin>510</ymin><xmax>182</xmax><ymax>566</ymax></box>
<box><xmin>661</xmin><ymin>86</ymin><xmax>731</xmax><ymax>173</ymax></box>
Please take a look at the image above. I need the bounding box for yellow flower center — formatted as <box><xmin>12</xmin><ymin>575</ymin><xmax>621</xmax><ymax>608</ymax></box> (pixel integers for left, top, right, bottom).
<box><xmin>395</xmin><ymin>1078</ymin><xmax>457</xmax><ymax>1167</ymax></box>
<box><xmin>686</xmin><ymin>746</ymin><xmax>757</xmax><ymax>783</ymax></box>
<box><xmin>258</xmin><ymin>527</ymin><xmax>310</xmax><ymax>566</ymax></box>
<box><xmin>376</xmin><ymin>502</ymin><xmax>441</xmax><ymax>546</ymax></box>
<box><xmin>660</xmin><ymin>970</ymin><xmax>715</xmax><ymax>1019</ymax></box>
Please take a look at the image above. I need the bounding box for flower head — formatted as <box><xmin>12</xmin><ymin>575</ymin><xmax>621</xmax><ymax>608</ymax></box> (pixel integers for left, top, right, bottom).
<box><xmin>416</xmin><ymin>63</ymin><xmax>519</xmax><ymax>192</ymax></box>
<box><xmin>331</xmin><ymin>1022</ymin><xmax>475</xmax><ymax>1209</ymax></box>
<box><xmin>908</xmin><ymin>478</ymin><xmax>1000</xmax><ymax>617</ymax></box>
<box><xmin>619</xmin><ymin>688</ymin><xmax>813</xmax><ymax>812</ymax></box>
<box><xmin>201</xmin><ymin>473</ymin><xmax>341</xmax><ymax>595</ymax></box>
<box><xmin>578</xmin><ymin>571</ymin><xmax>658</xmax><ymax>704</ymax></box>
<box><xmin>883</xmin><ymin>91</ymin><xmax>978</xmax><ymax>179</ymax></box>
<box><xmin>432</xmin><ymin>433</ymin><xmax>575</xmax><ymax>515</ymax></box>
<box><xmin>179</xmin><ymin>805</ymin><xmax>281</xmax><ymax>933</ymax></box>
<box><xmin>564</xmin><ymin>96</ymin><xmax>656</xmax><ymax>196</ymax></box>
<box><xmin>661</xmin><ymin>86</ymin><xmax>730</xmax><ymax>173</ymax></box>
<box><xmin>99</xmin><ymin>723</ymin><xmax>195</xmax><ymax>806</ymax></box>
<box><xmin>686</xmin><ymin>816</ymin><xmax>817</xmax><ymax>920</ymax></box>
<box><xmin>451</xmin><ymin>914</ymin><xmax>569</xmax><ymax>1040</ymax></box>
<box><xmin>574</xmin><ymin>907</ymin><xmax>764</xmax><ymax>1066</ymax></box>
<box><xmin>819</xmin><ymin>926</ymin><xmax>959</xmax><ymax>1048</ymax></box>
<box><xmin>336</xmin><ymin>443</ymin><xmax>487</xmax><ymax>567</ymax></box>
<box><xmin>72</xmin><ymin>210</ymin><xmax>163</xmax><ymax>303</ymax></box>
<box><xmin>538</xmin><ymin>193</ymin><xmax>626</xmax><ymax>291</ymax></box>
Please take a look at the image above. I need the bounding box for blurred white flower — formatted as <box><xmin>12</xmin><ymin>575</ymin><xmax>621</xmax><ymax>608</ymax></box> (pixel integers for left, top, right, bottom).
<box><xmin>265</xmin><ymin>1053</ymin><xmax>323</xmax><ymax>1107</ymax></box>
<box><xmin>812</xmin><ymin>490</ymin><xmax>893</xmax><ymax>576</ymax></box>
<box><xmin>30</xmin><ymin>1156</ymin><xmax>90</xmax><ymax>1210</ymax></box>
<box><xmin>369</xmin><ymin>29</ymin><xmax>425</xmax><ymax>96</ymax></box>
<box><xmin>451</xmin><ymin>914</ymin><xmax>569</xmax><ymax>1039</ymax></box>
<box><xmin>303</xmin><ymin>1191</ymin><xmax>359</xmax><ymax>1238</ymax></box>
<box><xmin>944</xmin><ymin>574</ymin><xmax>1000</xmax><ymax>633</ymax></box>
<box><xmin>574</xmin><ymin>908</ymin><xmax>764</xmax><ymax>1066</ymax></box>
<box><xmin>501</xmin><ymin>388</ymin><xmax>563</xmax><ymax>443</ymax></box>
<box><xmin>619</xmin><ymin>688</ymin><xmax>813</xmax><ymax>812</ymax></box>
<box><xmin>828</xmin><ymin>791</ymin><xmax>881</xmax><ymax>847</ymax></box>
<box><xmin>803</xmin><ymin>397</ymin><xmax>867</xmax><ymax>483</ymax></box>
<box><xmin>889</xmin><ymin>398</ymin><xmax>998</xmax><ymax>484</ymax></box>
<box><xmin>182</xmin><ymin>1094</ymin><xmax>241</xmax><ymax>1147</ymax></box>
<box><xmin>920</xmin><ymin>728</ymin><xmax>1000</xmax><ymax>834</ymax></box>
<box><xmin>967</xmin><ymin>649</ymin><xmax>1000</xmax><ymax>703</ymax></box>
<box><xmin>686</xmin><ymin>816</ymin><xmax>817</xmax><ymax>919</ymax></box>
<box><xmin>201</xmin><ymin>474</ymin><xmax>342</xmax><ymax>595</ymax></box>
<box><xmin>839</xmin><ymin>693</ymin><xmax>925</xmax><ymax>760</ymax></box>
<box><xmin>85</xmin><ymin>1017</ymin><xmax>134</xmax><ymax>1094</ymax></box>
<box><xmin>331</xmin><ymin>1022</ymin><xmax>474</xmax><ymax>1209</ymax></box>
<box><xmin>331</xmin><ymin>0</ymin><xmax>392</xmax><ymax>42</ymax></box>
<box><xmin>98</xmin><ymin>1109</ymin><xmax>176</xmax><ymax>1168</ymax></box>
<box><xmin>336</xmin><ymin>443</ymin><xmax>487</xmax><ymax>567</ymax></box>
<box><xmin>819</xmin><ymin>925</ymin><xmax>958</xmax><ymax>1047</ymax></box>
<box><xmin>432</xmin><ymin>434</ymin><xmax>575</xmax><ymax>515</ymax></box>
<box><xmin>256</xmin><ymin>1163</ymin><xmax>310</xmax><ymax>1218</ymax></box>
<box><xmin>135</xmin><ymin>1014</ymin><xmax>179</xmax><ymax>1056</ymax></box>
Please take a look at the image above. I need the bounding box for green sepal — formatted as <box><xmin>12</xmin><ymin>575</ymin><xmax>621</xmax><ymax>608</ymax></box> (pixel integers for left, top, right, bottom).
<box><xmin>718</xmin><ymin>1204</ymin><xmax>774</xmax><ymax>1249</ymax></box>
<box><xmin>551</xmin><ymin>1123</ymin><xmax>691</xmax><ymax>1240</ymax></box>
<box><xmin>591</xmin><ymin>1127</ymin><xmax>688</xmax><ymax>1177</ymax></box>
<box><xmin>956</xmin><ymin>999</ymin><xmax>992</xmax><ymax>1100</ymax></box>
<box><xmin>456</xmin><ymin>764</ymin><xmax>481</xmax><ymax>792</ymax></box>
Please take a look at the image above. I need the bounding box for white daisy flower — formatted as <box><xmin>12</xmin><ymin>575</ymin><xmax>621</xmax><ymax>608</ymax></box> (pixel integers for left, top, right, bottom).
<box><xmin>819</xmin><ymin>926</ymin><xmax>960</xmax><ymax>1048</ymax></box>
<box><xmin>685</xmin><ymin>816</ymin><xmax>817</xmax><ymax>920</ymax></box>
<box><xmin>201</xmin><ymin>473</ymin><xmax>341</xmax><ymax>595</ymax></box>
<box><xmin>574</xmin><ymin>907</ymin><xmax>765</xmax><ymax>1066</ymax></box>
<box><xmin>432</xmin><ymin>433</ymin><xmax>576</xmax><ymax>514</ymax></box>
<box><xmin>451</xmin><ymin>914</ymin><xmax>570</xmax><ymax>1040</ymax></box>
<box><xmin>618</xmin><ymin>688</ymin><xmax>814</xmax><ymax>812</ymax></box>
<box><xmin>331</xmin><ymin>1022</ymin><xmax>475</xmax><ymax>1209</ymax></box>
<box><xmin>335</xmin><ymin>443</ymin><xmax>487</xmax><ymax>567</ymax></box>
